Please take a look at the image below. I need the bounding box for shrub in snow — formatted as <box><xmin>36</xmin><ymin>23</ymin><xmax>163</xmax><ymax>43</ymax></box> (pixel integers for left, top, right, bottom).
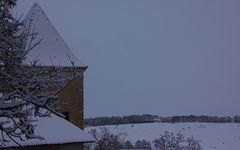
<box><xmin>135</xmin><ymin>139</ymin><xmax>152</xmax><ymax>149</ymax></box>
<box><xmin>123</xmin><ymin>140</ymin><xmax>134</xmax><ymax>149</ymax></box>
<box><xmin>153</xmin><ymin>131</ymin><xmax>202</xmax><ymax>150</ymax></box>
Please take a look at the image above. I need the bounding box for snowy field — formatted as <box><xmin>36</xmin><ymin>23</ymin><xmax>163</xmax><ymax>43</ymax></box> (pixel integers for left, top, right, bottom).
<box><xmin>85</xmin><ymin>123</ymin><xmax>240</xmax><ymax>150</ymax></box>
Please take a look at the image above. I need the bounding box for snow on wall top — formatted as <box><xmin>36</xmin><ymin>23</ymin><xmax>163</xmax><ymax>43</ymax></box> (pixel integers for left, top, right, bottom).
<box><xmin>5</xmin><ymin>114</ymin><xmax>94</xmax><ymax>147</ymax></box>
<box><xmin>23</xmin><ymin>3</ymin><xmax>86</xmax><ymax>67</ymax></box>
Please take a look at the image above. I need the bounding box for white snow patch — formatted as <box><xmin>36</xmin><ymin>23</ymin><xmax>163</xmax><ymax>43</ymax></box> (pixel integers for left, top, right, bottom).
<box><xmin>5</xmin><ymin>114</ymin><xmax>94</xmax><ymax>147</ymax></box>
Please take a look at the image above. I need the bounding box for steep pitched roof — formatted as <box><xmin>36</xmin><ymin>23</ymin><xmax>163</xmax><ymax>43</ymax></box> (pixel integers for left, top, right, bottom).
<box><xmin>23</xmin><ymin>3</ymin><xmax>86</xmax><ymax>67</ymax></box>
<box><xmin>4</xmin><ymin>114</ymin><xmax>94</xmax><ymax>147</ymax></box>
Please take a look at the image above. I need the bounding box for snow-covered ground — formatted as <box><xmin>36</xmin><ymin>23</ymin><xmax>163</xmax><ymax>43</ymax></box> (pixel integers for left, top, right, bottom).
<box><xmin>85</xmin><ymin>123</ymin><xmax>240</xmax><ymax>150</ymax></box>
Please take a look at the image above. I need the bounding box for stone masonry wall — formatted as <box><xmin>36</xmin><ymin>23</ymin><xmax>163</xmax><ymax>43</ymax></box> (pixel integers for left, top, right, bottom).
<box><xmin>58</xmin><ymin>75</ymin><xmax>85</xmax><ymax>129</ymax></box>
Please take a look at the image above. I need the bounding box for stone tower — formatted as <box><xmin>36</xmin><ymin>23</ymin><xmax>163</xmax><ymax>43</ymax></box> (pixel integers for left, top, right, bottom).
<box><xmin>24</xmin><ymin>3</ymin><xmax>87</xmax><ymax>129</ymax></box>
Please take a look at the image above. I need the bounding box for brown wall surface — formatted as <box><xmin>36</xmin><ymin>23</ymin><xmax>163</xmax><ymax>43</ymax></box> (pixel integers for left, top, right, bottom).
<box><xmin>2</xmin><ymin>143</ymin><xmax>84</xmax><ymax>150</ymax></box>
<box><xmin>58</xmin><ymin>75</ymin><xmax>85</xmax><ymax>129</ymax></box>
<box><xmin>1</xmin><ymin>144</ymin><xmax>59</xmax><ymax>150</ymax></box>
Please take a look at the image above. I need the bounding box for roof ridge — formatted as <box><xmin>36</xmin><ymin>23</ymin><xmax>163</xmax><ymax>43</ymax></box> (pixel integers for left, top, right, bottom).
<box><xmin>23</xmin><ymin>3</ymin><xmax>87</xmax><ymax>68</ymax></box>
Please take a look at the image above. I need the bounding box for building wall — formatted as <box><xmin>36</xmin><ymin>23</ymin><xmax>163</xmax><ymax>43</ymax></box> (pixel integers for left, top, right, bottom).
<box><xmin>58</xmin><ymin>74</ymin><xmax>85</xmax><ymax>129</ymax></box>
<box><xmin>57</xmin><ymin>67</ymin><xmax>87</xmax><ymax>130</ymax></box>
<box><xmin>1</xmin><ymin>144</ymin><xmax>59</xmax><ymax>150</ymax></box>
<box><xmin>60</xmin><ymin>143</ymin><xmax>84</xmax><ymax>150</ymax></box>
<box><xmin>2</xmin><ymin>143</ymin><xmax>84</xmax><ymax>150</ymax></box>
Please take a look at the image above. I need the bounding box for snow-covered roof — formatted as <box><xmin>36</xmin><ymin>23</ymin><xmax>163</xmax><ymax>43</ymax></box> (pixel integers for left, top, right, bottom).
<box><xmin>23</xmin><ymin>3</ymin><xmax>86</xmax><ymax>67</ymax></box>
<box><xmin>5</xmin><ymin>114</ymin><xmax>94</xmax><ymax>147</ymax></box>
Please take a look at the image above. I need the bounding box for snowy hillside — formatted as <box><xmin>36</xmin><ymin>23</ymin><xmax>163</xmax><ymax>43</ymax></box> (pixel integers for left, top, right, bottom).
<box><xmin>85</xmin><ymin>123</ymin><xmax>240</xmax><ymax>150</ymax></box>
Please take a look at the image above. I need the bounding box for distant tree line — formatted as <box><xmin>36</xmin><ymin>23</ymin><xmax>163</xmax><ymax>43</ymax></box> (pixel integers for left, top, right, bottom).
<box><xmin>85</xmin><ymin>114</ymin><xmax>159</xmax><ymax>126</ymax></box>
<box><xmin>85</xmin><ymin>114</ymin><xmax>240</xmax><ymax>126</ymax></box>
<box><xmin>160</xmin><ymin>115</ymin><xmax>237</xmax><ymax>123</ymax></box>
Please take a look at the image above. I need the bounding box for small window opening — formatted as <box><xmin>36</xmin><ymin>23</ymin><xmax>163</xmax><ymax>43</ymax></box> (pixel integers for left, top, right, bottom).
<box><xmin>63</xmin><ymin>112</ymin><xmax>70</xmax><ymax>121</ymax></box>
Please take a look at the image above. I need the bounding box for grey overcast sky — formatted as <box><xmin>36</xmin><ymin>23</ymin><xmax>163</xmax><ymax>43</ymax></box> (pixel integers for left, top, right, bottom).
<box><xmin>16</xmin><ymin>0</ymin><xmax>240</xmax><ymax>117</ymax></box>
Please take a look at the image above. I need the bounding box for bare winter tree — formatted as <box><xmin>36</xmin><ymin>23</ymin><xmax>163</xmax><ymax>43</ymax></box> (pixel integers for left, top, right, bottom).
<box><xmin>88</xmin><ymin>127</ymin><xmax>124</xmax><ymax>150</ymax></box>
<box><xmin>0</xmin><ymin>0</ymin><xmax>83</xmax><ymax>147</ymax></box>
